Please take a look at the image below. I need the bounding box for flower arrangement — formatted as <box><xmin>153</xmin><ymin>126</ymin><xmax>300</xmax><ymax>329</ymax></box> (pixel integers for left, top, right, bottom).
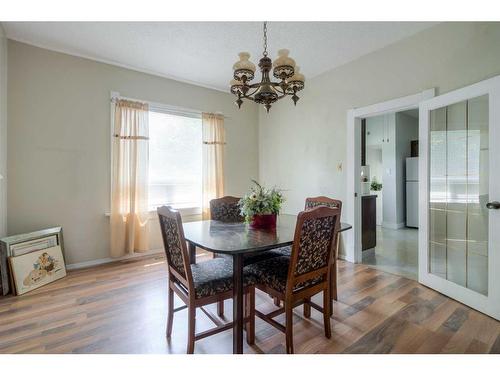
<box><xmin>370</xmin><ymin>177</ymin><xmax>383</xmax><ymax>191</ymax></box>
<box><xmin>239</xmin><ymin>180</ymin><xmax>285</xmax><ymax>228</ymax></box>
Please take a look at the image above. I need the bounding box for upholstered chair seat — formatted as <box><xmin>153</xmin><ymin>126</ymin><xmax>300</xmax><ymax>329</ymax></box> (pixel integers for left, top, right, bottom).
<box><xmin>246</xmin><ymin>255</ymin><xmax>321</xmax><ymax>293</ymax></box>
<box><xmin>191</xmin><ymin>257</ymin><xmax>255</xmax><ymax>299</ymax></box>
<box><xmin>267</xmin><ymin>245</ymin><xmax>291</xmax><ymax>257</ymax></box>
<box><xmin>236</xmin><ymin>245</ymin><xmax>291</xmax><ymax>266</ymax></box>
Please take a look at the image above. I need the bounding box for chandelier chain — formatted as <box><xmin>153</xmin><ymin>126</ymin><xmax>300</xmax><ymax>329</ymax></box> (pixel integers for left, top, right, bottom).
<box><xmin>263</xmin><ymin>21</ymin><xmax>268</xmax><ymax>57</ymax></box>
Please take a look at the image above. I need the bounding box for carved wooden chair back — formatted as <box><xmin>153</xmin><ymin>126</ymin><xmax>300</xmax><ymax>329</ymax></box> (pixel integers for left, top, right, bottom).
<box><xmin>286</xmin><ymin>206</ymin><xmax>340</xmax><ymax>297</ymax></box>
<box><xmin>305</xmin><ymin>196</ymin><xmax>342</xmax><ymax>252</ymax></box>
<box><xmin>305</xmin><ymin>196</ymin><xmax>342</xmax><ymax>211</ymax></box>
<box><xmin>157</xmin><ymin>206</ymin><xmax>194</xmax><ymax>292</ymax></box>
<box><xmin>210</xmin><ymin>196</ymin><xmax>244</xmax><ymax>222</ymax></box>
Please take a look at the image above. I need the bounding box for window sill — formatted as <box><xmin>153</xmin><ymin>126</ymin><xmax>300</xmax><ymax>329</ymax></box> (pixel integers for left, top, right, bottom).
<box><xmin>104</xmin><ymin>206</ymin><xmax>202</xmax><ymax>218</ymax></box>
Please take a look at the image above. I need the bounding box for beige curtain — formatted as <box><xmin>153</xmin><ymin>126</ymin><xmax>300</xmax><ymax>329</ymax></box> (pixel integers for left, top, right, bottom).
<box><xmin>110</xmin><ymin>99</ymin><xmax>150</xmax><ymax>257</ymax></box>
<box><xmin>202</xmin><ymin>113</ymin><xmax>225</xmax><ymax>219</ymax></box>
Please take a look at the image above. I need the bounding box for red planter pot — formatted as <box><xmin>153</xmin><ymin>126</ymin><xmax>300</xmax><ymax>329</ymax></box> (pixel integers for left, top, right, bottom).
<box><xmin>250</xmin><ymin>214</ymin><xmax>277</xmax><ymax>229</ymax></box>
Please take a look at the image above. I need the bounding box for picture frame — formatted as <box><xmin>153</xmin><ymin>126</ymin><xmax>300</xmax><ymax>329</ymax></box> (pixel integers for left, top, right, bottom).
<box><xmin>9</xmin><ymin>245</ymin><xmax>67</xmax><ymax>296</ymax></box>
<box><xmin>0</xmin><ymin>227</ymin><xmax>65</xmax><ymax>296</ymax></box>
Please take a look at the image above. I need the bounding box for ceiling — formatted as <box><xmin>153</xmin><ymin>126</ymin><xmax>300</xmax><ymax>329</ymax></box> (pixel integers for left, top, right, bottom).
<box><xmin>3</xmin><ymin>22</ymin><xmax>437</xmax><ymax>92</ymax></box>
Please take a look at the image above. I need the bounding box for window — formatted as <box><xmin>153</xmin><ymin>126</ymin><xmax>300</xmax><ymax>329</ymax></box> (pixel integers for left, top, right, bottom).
<box><xmin>148</xmin><ymin>111</ymin><xmax>202</xmax><ymax>210</ymax></box>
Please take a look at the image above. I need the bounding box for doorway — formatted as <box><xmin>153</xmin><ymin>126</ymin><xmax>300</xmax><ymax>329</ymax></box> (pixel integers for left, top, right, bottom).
<box><xmin>346</xmin><ymin>77</ymin><xmax>500</xmax><ymax>320</ymax></box>
<box><xmin>360</xmin><ymin>109</ymin><xmax>419</xmax><ymax>279</ymax></box>
<box><xmin>344</xmin><ymin>89</ymin><xmax>435</xmax><ymax>265</ymax></box>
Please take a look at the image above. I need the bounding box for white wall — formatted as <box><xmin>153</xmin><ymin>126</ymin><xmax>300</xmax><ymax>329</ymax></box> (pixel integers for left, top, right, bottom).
<box><xmin>394</xmin><ymin>112</ymin><xmax>418</xmax><ymax>226</ymax></box>
<box><xmin>381</xmin><ymin>113</ymin><xmax>398</xmax><ymax>227</ymax></box>
<box><xmin>259</xmin><ymin>22</ymin><xmax>500</xmax><ymax>256</ymax></box>
<box><xmin>367</xmin><ymin>112</ymin><xmax>418</xmax><ymax>228</ymax></box>
<box><xmin>0</xmin><ymin>25</ymin><xmax>6</xmax><ymax>238</ymax></box>
<box><xmin>366</xmin><ymin>147</ymin><xmax>383</xmax><ymax>225</ymax></box>
<box><xmin>7</xmin><ymin>41</ymin><xmax>259</xmax><ymax>265</ymax></box>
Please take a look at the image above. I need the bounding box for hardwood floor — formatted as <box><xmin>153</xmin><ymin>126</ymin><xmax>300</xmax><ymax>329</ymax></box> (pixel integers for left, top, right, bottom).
<box><xmin>0</xmin><ymin>253</ymin><xmax>499</xmax><ymax>354</ymax></box>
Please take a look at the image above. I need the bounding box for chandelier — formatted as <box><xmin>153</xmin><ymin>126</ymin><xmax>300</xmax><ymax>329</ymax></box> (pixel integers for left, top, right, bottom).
<box><xmin>230</xmin><ymin>22</ymin><xmax>305</xmax><ymax>113</ymax></box>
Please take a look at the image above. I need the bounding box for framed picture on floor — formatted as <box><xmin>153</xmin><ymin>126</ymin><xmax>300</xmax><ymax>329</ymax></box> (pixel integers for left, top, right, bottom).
<box><xmin>0</xmin><ymin>227</ymin><xmax>65</xmax><ymax>295</ymax></box>
<box><xmin>8</xmin><ymin>245</ymin><xmax>67</xmax><ymax>295</ymax></box>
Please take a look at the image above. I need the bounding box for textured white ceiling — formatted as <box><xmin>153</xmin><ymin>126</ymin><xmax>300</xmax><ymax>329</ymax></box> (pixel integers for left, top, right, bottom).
<box><xmin>3</xmin><ymin>22</ymin><xmax>437</xmax><ymax>92</ymax></box>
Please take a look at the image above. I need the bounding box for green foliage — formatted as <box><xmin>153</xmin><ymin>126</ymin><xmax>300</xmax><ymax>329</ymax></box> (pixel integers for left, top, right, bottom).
<box><xmin>370</xmin><ymin>177</ymin><xmax>383</xmax><ymax>191</ymax></box>
<box><xmin>238</xmin><ymin>180</ymin><xmax>285</xmax><ymax>220</ymax></box>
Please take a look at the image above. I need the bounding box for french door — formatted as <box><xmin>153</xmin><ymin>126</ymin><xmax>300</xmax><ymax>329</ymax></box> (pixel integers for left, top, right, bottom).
<box><xmin>419</xmin><ymin>76</ymin><xmax>500</xmax><ymax>320</ymax></box>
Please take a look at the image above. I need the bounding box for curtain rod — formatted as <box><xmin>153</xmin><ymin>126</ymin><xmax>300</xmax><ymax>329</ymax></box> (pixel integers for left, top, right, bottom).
<box><xmin>110</xmin><ymin>92</ymin><xmax>230</xmax><ymax>119</ymax></box>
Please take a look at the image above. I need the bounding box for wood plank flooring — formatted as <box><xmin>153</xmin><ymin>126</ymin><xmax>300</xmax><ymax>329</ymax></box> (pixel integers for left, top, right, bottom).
<box><xmin>0</xmin><ymin>253</ymin><xmax>499</xmax><ymax>354</ymax></box>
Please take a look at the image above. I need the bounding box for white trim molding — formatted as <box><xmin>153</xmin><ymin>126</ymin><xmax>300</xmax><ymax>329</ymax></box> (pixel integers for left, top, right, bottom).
<box><xmin>345</xmin><ymin>89</ymin><xmax>435</xmax><ymax>263</ymax></box>
<box><xmin>66</xmin><ymin>248</ymin><xmax>165</xmax><ymax>270</ymax></box>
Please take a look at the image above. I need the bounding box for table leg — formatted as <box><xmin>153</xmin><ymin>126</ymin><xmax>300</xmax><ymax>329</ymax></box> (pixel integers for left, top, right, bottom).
<box><xmin>232</xmin><ymin>253</ymin><xmax>244</xmax><ymax>354</ymax></box>
<box><xmin>188</xmin><ymin>242</ymin><xmax>196</xmax><ymax>264</ymax></box>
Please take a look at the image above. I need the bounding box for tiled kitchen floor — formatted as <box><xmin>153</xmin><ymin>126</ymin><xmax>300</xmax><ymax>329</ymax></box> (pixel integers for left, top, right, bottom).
<box><xmin>362</xmin><ymin>226</ymin><xmax>418</xmax><ymax>280</ymax></box>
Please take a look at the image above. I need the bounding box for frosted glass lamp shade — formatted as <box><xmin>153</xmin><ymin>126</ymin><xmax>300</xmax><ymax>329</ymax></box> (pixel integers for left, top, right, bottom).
<box><xmin>273</xmin><ymin>49</ymin><xmax>296</xmax><ymax>79</ymax></box>
<box><xmin>286</xmin><ymin>66</ymin><xmax>305</xmax><ymax>93</ymax></box>
<box><xmin>230</xmin><ymin>79</ymin><xmax>243</xmax><ymax>95</ymax></box>
<box><xmin>233</xmin><ymin>52</ymin><xmax>256</xmax><ymax>82</ymax></box>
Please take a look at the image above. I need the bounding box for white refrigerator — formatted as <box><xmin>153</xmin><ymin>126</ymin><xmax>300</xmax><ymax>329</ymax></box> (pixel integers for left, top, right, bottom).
<box><xmin>406</xmin><ymin>157</ymin><xmax>418</xmax><ymax>228</ymax></box>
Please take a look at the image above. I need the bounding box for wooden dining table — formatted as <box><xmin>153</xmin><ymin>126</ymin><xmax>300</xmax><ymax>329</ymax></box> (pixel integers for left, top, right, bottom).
<box><xmin>182</xmin><ymin>214</ymin><xmax>352</xmax><ymax>354</ymax></box>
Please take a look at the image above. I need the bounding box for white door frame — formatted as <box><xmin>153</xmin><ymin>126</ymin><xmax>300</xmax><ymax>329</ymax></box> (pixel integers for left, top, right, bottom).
<box><xmin>419</xmin><ymin>75</ymin><xmax>500</xmax><ymax>319</ymax></box>
<box><xmin>345</xmin><ymin>89</ymin><xmax>435</xmax><ymax>263</ymax></box>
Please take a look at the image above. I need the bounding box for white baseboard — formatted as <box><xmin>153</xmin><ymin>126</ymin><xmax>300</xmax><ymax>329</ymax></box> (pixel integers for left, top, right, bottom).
<box><xmin>381</xmin><ymin>221</ymin><xmax>406</xmax><ymax>230</ymax></box>
<box><xmin>66</xmin><ymin>248</ymin><xmax>165</xmax><ymax>270</ymax></box>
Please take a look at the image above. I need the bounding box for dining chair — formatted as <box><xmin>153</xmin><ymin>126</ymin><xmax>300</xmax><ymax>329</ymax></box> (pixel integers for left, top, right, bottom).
<box><xmin>262</xmin><ymin>196</ymin><xmax>343</xmax><ymax>310</ymax></box>
<box><xmin>245</xmin><ymin>206</ymin><xmax>341</xmax><ymax>354</ymax></box>
<box><xmin>210</xmin><ymin>196</ymin><xmax>291</xmax><ymax>316</ymax></box>
<box><xmin>157</xmin><ymin>206</ymin><xmax>255</xmax><ymax>353</ymax></box>
<box><xmin>304</xmin><ymin>196</ymin><xmax>342</xmax><ymax>316</ymax></box>
<box><xmin>209</xmin><ymin>196</ymin><xmax>244</xmax><ymax>317</ymax></box>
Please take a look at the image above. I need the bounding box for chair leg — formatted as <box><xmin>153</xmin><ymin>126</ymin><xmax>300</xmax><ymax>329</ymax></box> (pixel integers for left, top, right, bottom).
<box><xmin>187</xmin><ymin>306</ymin><xmax>196</xmax><ymax>354</ymax></box>
<box><xmin>331</xmin><ymin>262</ymin><xmax>338</xmax><ymax>301</ymax></box>
<box><xmin>303</xmin><ymin>297</ymin><xmax>311</xmax><ymax>318</ymax></box>
<box><xmin>217</xmin><ymin>300</ymin><xmax>224</xmax><ymax>317</ymax></box>
<box><xmin>273</xmin><ymin>296</ymin><xmax>280</xmax><ymax>307</ymax></box>
<box><xmin>323</xmin><ymin>289</ymin><xmax>332</xmax><ymax>339</ymax></box>
<box><xmin>166</xmin><ymin>285</ymin><xmax>174</xmax><ymax>338</ymax></box>
<box><xmin>329</xmin><ymin>262</ymin><xmax>337</xmax><ymax>317</ymax></box>
<box><xmin>245</xmin><ymin>287</ymin><xmax>255</xmax><ymax>345</ymax></box>
<box><xmin>285</xmin><ymin>303</ymin><xmax>294</xmax><ymax>354</ymax></box>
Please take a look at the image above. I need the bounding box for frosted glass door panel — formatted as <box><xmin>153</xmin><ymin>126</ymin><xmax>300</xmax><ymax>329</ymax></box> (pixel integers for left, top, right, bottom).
<box><xmin>467</xmin><ymin>95</ymin><xmax>489</xmax><ymax>295</ymax></box>
<box><xmin>429</xmin><ymin>95</ymin><xmax>488</xmax><ymax>295</ymax></box>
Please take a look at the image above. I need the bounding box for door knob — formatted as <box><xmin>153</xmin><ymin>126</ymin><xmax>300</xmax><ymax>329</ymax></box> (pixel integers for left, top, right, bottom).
<box><xmin>486</xmin><ymin>201</ymin><xmax>500</xmax><ymax>209</ymax></box>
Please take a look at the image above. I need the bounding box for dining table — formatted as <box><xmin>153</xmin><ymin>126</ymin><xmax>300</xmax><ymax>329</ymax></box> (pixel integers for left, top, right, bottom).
<box><xmin>182</xmin><ymin>214</ymin><xmax>352</xmax><ymax>354</ymax></box>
